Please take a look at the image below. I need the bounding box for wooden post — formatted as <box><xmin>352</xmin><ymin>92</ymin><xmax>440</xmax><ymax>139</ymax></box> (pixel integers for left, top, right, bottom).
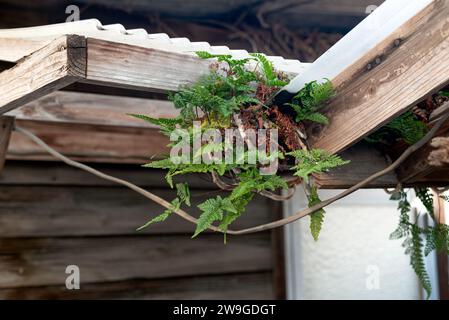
<box><xmin>433</xmin><ymin>190</ymin><xmax>449</xmax><ymax>300</ymax></box>
<box><xmin>0</xmin><ymin>116</ymin><xmax>14</xmax><ymax>173</ymax></box>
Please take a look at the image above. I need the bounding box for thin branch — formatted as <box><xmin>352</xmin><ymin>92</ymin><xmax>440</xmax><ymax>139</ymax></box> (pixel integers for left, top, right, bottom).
<box><xmin>15</xmin><ymin>110</ymin><xmax>449</xmax><ymax>236</ymax></box>
<box><xmin>15</xmin><ymin>126</ymin><xmax>226</xmax><ymax>234</ymax></box>
<box><xmin>227</xmin><ymin>112</ymin><xmax>449</xmax><ymax>235</ymax></box>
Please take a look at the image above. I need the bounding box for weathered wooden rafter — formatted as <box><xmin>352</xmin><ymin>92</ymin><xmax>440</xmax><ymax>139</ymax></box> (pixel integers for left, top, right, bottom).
<box><xmin>397</xmin><ymin>121</ymin><xmax>449</xmax><ymax>184</ymax></box>
<box><xmin>0</xmin><ymin>34</ymin><xmax>306</xmax><ymax>114</ymax></box>
<box><xmin>299</xmin><ymin>0</ymin><xmax>449</xmax><ymax>156</ymax></box>
<box><xmin>6</xmin><ymin>91</ymin><xmax>177</xmax><ymax>127</ymax></box>
<box><xmin>0</xmin><ymin>35</ymin><xmax>86</xmax><ymax>114</ymax></box>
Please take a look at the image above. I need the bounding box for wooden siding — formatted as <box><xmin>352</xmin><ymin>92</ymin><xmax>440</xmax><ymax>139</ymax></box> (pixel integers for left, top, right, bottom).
<box><xmin>0</xmin><ymin>161</ymin><xmax>281</xmax><ymax>299</ymax></box>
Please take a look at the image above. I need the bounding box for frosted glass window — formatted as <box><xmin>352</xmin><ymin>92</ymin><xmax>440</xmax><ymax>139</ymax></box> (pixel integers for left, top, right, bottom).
<box><xmin>284</xmin><ymin>189</ymin><xmax>427</xmax><ymax>300</ymax></box>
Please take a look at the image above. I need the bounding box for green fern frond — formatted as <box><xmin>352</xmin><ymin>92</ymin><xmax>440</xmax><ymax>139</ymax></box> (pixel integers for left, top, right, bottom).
<box><xmin>309</xmin><ymin>80</ymin><xmax>334</xmax><ymax>106</ymax></box>
<box><xmin>196</xmin><ymin>51</ymin><xmax>232</xmax><ymax>60</ymax></box>
<box><xmin>287</xmin><ymin>102</ymin><xmax>329</xmax><ymax>124</ymax></box>
<box><xmin>219</xmin><ymin>193</ymin><xmax>254</xmax><ymax>237</ymax></box>
<box><xmin>294</xmin><ymin>79</ymin><xmax>333</xmax><ymax>109</ymax></box>
<box><xmin>142</xmin><ymin>158</ymin><xmax>178</xmax><ymax>169</ymax></box>
<box><xmin>250</xmin><ymin>53</ymin><xmax>287</xmax><ymax>87</ymax></box>
<box><xmin>414</xmin><ymin>187</ymin><xmax>434</xmax><ymax>218</ymax></box>
<box><xmin>389</xmin><ymin>190</ymin><xmax>411</xmax><ymax>240</ymax></box>
<box><xmin>424</xmin><ymin>224</ymin><xmax>449</xmax><ymax>256</ymax></box>
<box><xmin>308</xmin><ymin>186</ymin><xmax>325</xmax><ymax>241</ymax></box>
<box><xmin>389</xmin><ymin>190</ymin><xmax>432</xmax><ymax>299</ymax></box>
<box><xmin>193</xmin><ymin>196</ymin><xmax>237</xmax><ymax>238</ymax></box>
<box><xmin>302</xmin><ymin>112</ymin><xmax>329</xmax><ymax>125</ymax></box>
<box><xmin>137</xmin><ymin>183</ymin><xmax>191</xmax><ymax>231</ymax></box>
<box><xmin>366</xmin><ymin>111</ymin><xmax>428</xmax><ymax>146</ymax></box>
<box><xmin>288</xmin><ymin>80</ymin><xmax>333</xmax><ymax>125</ymax></box>
<box><xmin>287</xmin><ymin>149</ymin><xmax>350</xmax><ymax>183</ymax></box>
<box><xmin>386</xmin><ymin>111</ymin><xmax>428</xmax><ymax>145</ymax></box>
<box><xmin>128</xmin><ymin>114</ymin><xmax>182</xmax><ymax>136</ymax></box>
<box><xmin>229</xmin><ymin>179</ymin><xmax>257</xmax><ymax>201</ymax></box>
<box><xmin>176</xmin><ymin>183</ymin><xmax>191</xmax><ymax>207</ymax></box>
<box><xmin>194</xmin><ymin>142</ymin><xmax>226</xmax><ymax>159</ymax></box>
<box><xmin>137</xmin><ymin>197</ymin><xmax>181</xmax><ymax>231</ymax></box>
<box><xmin>410</xmin><ymin>225</ymin><xmax>432</xmax><ymax>299</ymax></box>
<box><xmin>258</xmin><ymin>174</ymin><xmax>289</xmax><ymax>192</ymax></box>
<box><xmin>215</xmin><ymin>169</ymin><xmax>287</xmax><ymax>237</ymax></box>
<box><xmin>168</xmin><ymin>163</ymin><xmax>228</xmax><ymax>188</ymax></box>
<box><xmin>143</xmin><ymin>158</ymin><xmax>229</xmax><ymax>188</ymax></box>
<box><xmin>229</xmin><ymin>168</ymin><xmax>288</xmax><ymax>200</ymax></box>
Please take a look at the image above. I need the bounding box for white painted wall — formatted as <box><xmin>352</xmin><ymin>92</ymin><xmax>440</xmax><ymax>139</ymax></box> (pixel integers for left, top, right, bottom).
<box><xmin>284</xmin><ymin>189</ymin><xmax>439</xmax><ymax>300</ymax></box>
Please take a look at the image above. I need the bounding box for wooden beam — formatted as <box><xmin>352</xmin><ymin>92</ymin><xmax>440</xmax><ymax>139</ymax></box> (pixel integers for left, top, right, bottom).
<box><xmin>396</xmin><ymin>101</ymin><xmax>449</xmax><ymax>184</ymax></box>
<box><xmin>0</xmin><ymin>162</ymin><xmax>216</xmax><ymax>189</ymax></box>
<box><xmin>314</xmin><ymin>143</ymin><xmax>398</xmax><ymax>189</ymax></box>
<box><xmin>0</xmin><ymin>116</ymin><xmax>14</xmax><ymax>172</ymax></box>
<box><xmin>397</xmin><ymin>131</ymin><xmax>449</xmax><ymax>184</ymax></box>
<box><xmin>6</xmin><ymin>91</ymin><xmax>178</xmax><ymax>128</ymax></box>
<box><xmin>0</xmin><ymin>35</ymin><xmax>86</xmax><ymax>114</ymax></box>
<box><xmin>0</xmin><ymin>37</ymin><xmax>51</xmax><ymax>63</ymax></box>
<box><xmin>304</xmin><ymin>0</ymin><xmax>449</xmax><ymax>154</ymax></box>
<box><xmin>82</xmin><ymin>38</ymin><xmax>211</xmax><ymax>93</ymax></box>
<box><xmin>8</xmin><ymin>119</ymin><xmax>169</xmax><ymax>164</ymax></box>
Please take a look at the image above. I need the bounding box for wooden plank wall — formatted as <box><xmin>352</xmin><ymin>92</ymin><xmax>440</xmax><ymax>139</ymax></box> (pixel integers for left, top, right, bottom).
<box><xmin>0</xmin><ymin>161</ymin><xmax>282</xmax><ymax>299</ymax></box>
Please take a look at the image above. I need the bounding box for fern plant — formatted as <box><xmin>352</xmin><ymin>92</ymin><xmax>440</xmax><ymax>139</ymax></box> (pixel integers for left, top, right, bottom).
<box><xmin>389</xmin><ymin>188</ymin><xmax>449</xmax><ymax>299</ymax></box>
<box><xmin>132</xmin><ymin>52</ymin><xmax>348</xmax><ymax>241</ymax></box>
<box><xmin>308</xmin><ymin>186</ymin><xmax>326</xmax><ymax>241</ymax></box>
<box><xmin>130</xmin><ymin>49</ymin><xmax>449</xmax><ymax>298</ymax></box>
<box><xmin>286</xmin><ymin>79</ymin><xmax>333</xmax><ymax>125</ymax></box>
<box><xmin>366</xmin><ymin>111</ymin><xmax>428</xmax><ymax>146</ymax></box>
<box><xmin>414</xmin><ymin>187</ymin><xmax>434</xmax><ymax>219</ymax></box>
<box><xmin>287</xmin><ymin>149</ymin><xmax>350</xmax><ymax>184</ymax></box>
<box><xmin>410</xmin><ymin>224</ymin><xmax>432</xmax><ymax>298</ymax></box>
<box><xmin>137</xmin><ymin>183</ymin><xmax>190</xmax><ymax>231</ymax></box>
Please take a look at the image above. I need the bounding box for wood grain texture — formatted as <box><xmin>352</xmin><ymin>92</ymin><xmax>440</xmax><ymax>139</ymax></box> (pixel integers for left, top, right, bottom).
<box><xmin>84</xmin><ymin>38</ymin><xmax>211</xmax><ymax>93</ymax></box>
<box><xmin>0</xmin><ymin>116</ymin><xmax>14</xmax><ymax>172</ymax></box>
<box><xmin>308</xmin><ymin>0</ymin><xmax>449</xmax><ymax>154</ymax></box>
<box><xmin>314</xmin><ymin>143</ymin><xmax>398</xmax><ymax>189</ymax></box>
<box><xmin>0</xmin><ymin>161</ymin><xmax>217</xmax><ymax>189</ymax></box>
<box><xmin>0</xmin><ymin>234</ymin><xmax>272</xmax><ymax>288</ymax></box>
<box><xmin>8</xmin><ymin>119</ymin><xmax>170</xmax><ymax>163</ymax></box>
<box><xmin>7</xmin><ymin>91</ymin><xmax>178</xmax><ymax>127</ymax></box>
<box><xmin>397</xmin><ymin>129</ymin><xmax>449</xmax><ymax>184</ymax></box>
<box><xmin>0</xmin><ymin>35</ymin><xmax>86</xmax><ymax>114</ymax></box>
<box><xmin>0</xmin><ymin>272</ymin><xmax>274</xmax><ymax>300</ymax></box>
<box><xmin>0</xmin><ymin>37</ymin><xmax>51</xmax><ymax>63</ymax></box>
<box><xmin>396</xmin><ymin>107</ymin><xmax>449</xmax><ymax>184</ymax></box>
<box><xmin>0</xmin><ymin>186</ymin><xmax>271</xmax><ymax>237</ymax></box>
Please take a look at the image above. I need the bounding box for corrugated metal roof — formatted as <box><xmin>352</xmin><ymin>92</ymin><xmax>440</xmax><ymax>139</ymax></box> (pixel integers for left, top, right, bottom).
<box><xmin>0</xmin><ymin>19</ymin><xmax>309</xmax><ymax>75</ymax></box>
